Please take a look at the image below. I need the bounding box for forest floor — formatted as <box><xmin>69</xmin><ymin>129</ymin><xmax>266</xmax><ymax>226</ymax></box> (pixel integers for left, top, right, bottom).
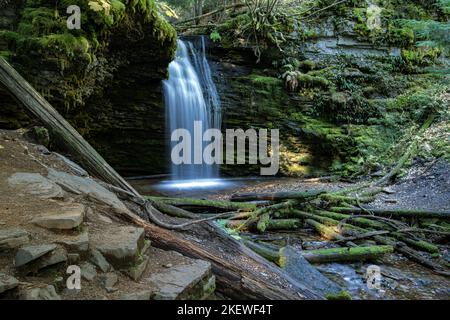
<box><xmin>0</xmin><ymin>129</ymin><xmax>216</xmax><ymax>300</ymax></box>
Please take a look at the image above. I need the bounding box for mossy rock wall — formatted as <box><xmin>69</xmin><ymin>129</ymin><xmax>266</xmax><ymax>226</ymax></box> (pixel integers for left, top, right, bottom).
<box><xmin>0</xmin><ymin>0</ymin><xmax>176</xmax><ymax>176</ymax></box>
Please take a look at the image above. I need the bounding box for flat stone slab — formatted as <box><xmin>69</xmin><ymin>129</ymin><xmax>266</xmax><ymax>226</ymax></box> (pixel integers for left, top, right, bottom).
<box><xmin>8</xmin><ymin>172</ymin><xmax>64</xmax><ymax>199</ymax></box>
<box><xmin>148</xmin><ymin>259</ymin><xmax>212</xmax><ymax>300</ymax></box>
<box><xmin>34</xmin><ymin>247</ymin><xmax>67</xmax><ymax>270</ymax></box>
<box><xmin>32</xmin><ymin>204</ymin><xmax>85</xmax><ymax>230</ymax></box>
<box><xmin>58</xmin><ymin>232</ymin><xmax>89</xmax><ymax>252</ymax></box>
<box><xmin>15</xmin><ymin>244</ymin><xmax>57</xmax><ymax>267</ymax></box>
<box><xmin>91</xmin><ymin>226</ymin><xmax>145</xmax><ymax>268</ymax></box>
<box><xmin>47</xmin><ymin>169</ymin><xmax>129</xmax><ymax>213</ymax></box>
<box><xmin>0</xmin><ymin>273</ymin><xmax>19</xmax><ymax>294</ymax></box>
<box><xmin>0</xmin><ymin>228</ymin><xmax>30</xmax><ymax>251</ymax></box>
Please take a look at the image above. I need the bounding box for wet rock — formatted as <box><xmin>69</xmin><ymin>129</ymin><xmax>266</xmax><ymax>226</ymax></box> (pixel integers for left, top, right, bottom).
<box><xmin>89</xmin><ymin>249</ymin><xmax>112</xmax><ymax>273</ymax></box>
<box><xmin>91</xmin><ymin>226</ymin><xmax>145</xmax><ymax>268</ymax></box>
<box><xmin>80</xmin><ymin>262</ymin><xmax>97</xmax><ymax>281</ymax></box>
<box><xmin>58</xmin><ymin>232</ymin><xmax>89</xmax><ymax>252</ymax></box>
<box><xmin>0</xmin><ymin>228</ymin><xmax>30</xmax><ymax>251</ymax></box>
<box><xmin>8</xmin><ymin>172</ymin><xmax>64</xmax><ymax>199</ymax></box>
<box><xmin>32</xmin><ymin>204</ymin><xmax>85</xmax><ymax>230</ymax></box>
<box><xmin>15</xmin><ymin>244</ymin><xmax>57</xmax><ymax>267</ymax></box>
<box><xmin>21</xmin><ymin>285</ymin><xmax>61</xmax><ymax>300</ymax></box>
<box><xmin>119</xmin><ymin>290</ymin><xmax>152</xmax><ymax>300</ymax></box>
<box><xmin>148</xmin><ymin>259</ymin><xmax>213</xmax><ymax>300</ymax></box>
<box><xmin>279</xmin><ymin>246</ymin><xmax>342</xmax><ymax>297</ymax></box>
<box><xmin>0</xmin><ymin>273</ymin><xmax>19</xmax><ymax>294</ymax></box>
<box><xmin>47</xmin><ymin>169</ymin><xmax>129</xmax><ymax>213</ymax></box>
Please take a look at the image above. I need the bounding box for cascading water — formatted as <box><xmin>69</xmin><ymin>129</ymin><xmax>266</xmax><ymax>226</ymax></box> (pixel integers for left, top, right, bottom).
<box><xmin>163</xmin><ymin>37</ymin><xmax>222</xmax><ymax>183</ymax></box>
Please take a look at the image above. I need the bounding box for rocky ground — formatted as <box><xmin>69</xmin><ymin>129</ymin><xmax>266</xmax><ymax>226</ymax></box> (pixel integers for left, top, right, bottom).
<box><xmin>0</xmin><ymin>129</ymin><xmax>216</xmax><ymax>300</ymax></box>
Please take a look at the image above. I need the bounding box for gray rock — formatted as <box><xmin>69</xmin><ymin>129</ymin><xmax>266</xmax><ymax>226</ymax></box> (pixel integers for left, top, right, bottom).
<box><xmin>126</xmin><ymin>254</ymin><xmax>149</xmax><ymax>281</ymax></box>
<box><xmin>21</xmin><ymin>285</ymin><xmax>61</xmax><ymax>300</ymax></box>
<box><xmin>8</xmin><ymin>172</ymin><xmax>64</xmax><ymax>199</ymax></box>
<box><xmin>92</xmin><ymin>226</ymin><xmax>145</xmax><ymax>268</ymax></box>
<box><xmin>47</xmin><ymin>169</ymin><xmax>129</xmax><ymax>213</ymax></box>
<box><xmin>32</xmin><ymin>203</ymin><xmax>85</xmax><ymax>230</ymax></box>
<box><xmin>80</xmin><ymin>262</ymin><xmax>97</xmax><ymax>281</ymax></box>
<box><xmin>35</xmin><ymin>247</ymin><xmax>67</xmax><ymax>270</ymax></box>
<box><xmin>58</xmin><ymin>232</ymin><xmax>89</xmax><ymax>252</ymax></box>
<box><xmin>67</xmin><ymin>253</ymin><xmax>80</xmax><ymax>264</ymax></box>
<box><xmin>89</xmin><ymin>249</ymin><xmax>111</xmax><ymax>273</ymax></box>
<box><xmin>0</xmin><ymin>273</ymin><xmax>19</xmax><ymax>294</ymax></box>
<box><xmin>279</xmin><ymin>246</ymin><xmax>342</xmax><ymax>297</ymax></box>
<box><xmin>148</xmin><ymin>259</ymin><xmax>212</xmax><ymax>300</ymax></box>
<box><xmin>15</xmin><ymin>244</ymin><xmax>57</xmax><ymax>267</ymax></box>
<box><xmin>0</xmin><ymin>228</ymin><xmax>30</xmax><ymax>251</ymax></box>
<box><xmin>119</xmin><ymin>290</ymin><xmax>152</xmax><ymax>300</ymax></box>
<box><xmin>99</xmin><ymin>272</ymin><xmax>118</xmax><ymax>291</ymax></box>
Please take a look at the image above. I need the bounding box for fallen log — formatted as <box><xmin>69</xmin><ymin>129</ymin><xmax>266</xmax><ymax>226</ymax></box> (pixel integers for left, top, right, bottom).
<box><xmin>146</xmin><ymin>196</ymin><xmax>256</xmax><ymax>212</ymax></box>
<box><xmin>330</xmin><ymin>207</ymin><xmax>450</xmax><ymax>220</ymax></box>
<box><xmin>299</xmin><ymin>245</ymin><xmax>394</xmax><ymax>264</ymax></box>
<box><xmin>227</xmin><ymin>218</ymin><xmax>301</xmax><ymax>232</ymax></box>
<box><xmin>118</xmin><ymin>209</ymin><xmax>323</xmax><ymax>299</ymax></box>
<box><xmin>243</xmin><ymin>240</ymin><xmax>393</xmax><ymax>264</ymax></box>
<box><xmin>230</xmin><ymin>190</ymin><xmax>326</xmax><ymax>202</ymax></box>
<box><xmin>0</xmin><ymin>57</ymin><xmax>139</xmax><ymax>196</ymax></box>
<box><xmin>176</xmin><ymin>3</ymin><xmax>246</xmax><ymax>25</ymax></box>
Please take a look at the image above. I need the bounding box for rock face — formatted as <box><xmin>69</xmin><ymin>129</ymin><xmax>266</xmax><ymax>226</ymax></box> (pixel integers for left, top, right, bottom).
<box><xmin>91</xmin><ymin>226</ymin><xmax>145</xmax><ymax>268</ymax></box>
<box><xmin>15</xmin><ymin>244</ymin><xmax>57</xmax><ymax>267</ymax></box>
<box><xmin>148</xmin><ymin>259</ymin><xmax>214</xmax><ymax>300</ymax></box>
<box><xmin>0</xmin><ymin>2</ymin><xmax>176</xmax><ymax>175</ymax></box>
<box><xmin>32</xmin><ymin>203</ymin><xmax>85</xmax><ymax>230</ymax></box>
<box><xmin>7</xmin><ymin>173</ymin><xmax>64</xmax><ymax>199</ymax></box>
<box><xmin>0</xmin><ymin>228</ymin><xmax>30</xmax><ymax>250</ymax></box>
<box><xmin>0</xmin><ymin>273</ymin><xmax>19</xmax><ymax>294</ymax></box>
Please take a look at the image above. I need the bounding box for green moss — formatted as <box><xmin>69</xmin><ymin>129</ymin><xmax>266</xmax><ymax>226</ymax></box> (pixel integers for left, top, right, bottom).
<box><xmin>326</xmin><ymin>290</ymin><xmax>352</xmax><ymax>300</ymax></box>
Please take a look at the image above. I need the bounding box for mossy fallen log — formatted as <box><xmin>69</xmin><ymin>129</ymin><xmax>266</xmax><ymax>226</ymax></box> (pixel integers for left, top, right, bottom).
<box><xmin>243</xmin><ymin>240</ymin><xmax>393</xmax><ymax>264</ymax></box>
<box><xmin>150</xmin><ymin>200</ymin><xmax>199</xmax><ymax>219</ymax></box>
<box><xmin>313</xmin><ymin>210</ymin><xmax>389</xmax><ymax>230</ymax></box>
<box><xmin>230</xmin><ymin>190</ymin><xmax>326</xmax><ymax>202</ymax></box>
<box><xmin>330</xmin><ymin>207</ymin><xmax>450</xmax><ymax>220</ymax></box>
<box><xmin>146</xmin><ymin>196</ymin><xmax>256</xmax><ymax>212</ymax></box>
<box><xmin>228</xmin><ymin>218</ymin><xmax>301</xmax><ymax>232</ymax></box>
<box><xmin>294</xmin><ymin>245</ymin><xmax>394</xmax><ymax>264</ymax></box>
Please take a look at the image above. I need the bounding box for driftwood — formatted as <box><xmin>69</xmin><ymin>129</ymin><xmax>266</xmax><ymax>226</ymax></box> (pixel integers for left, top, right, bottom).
<box><xmin>330</xmin><ymin>207</ymin><xmax>450</xmax><ymax>220</ymax></box>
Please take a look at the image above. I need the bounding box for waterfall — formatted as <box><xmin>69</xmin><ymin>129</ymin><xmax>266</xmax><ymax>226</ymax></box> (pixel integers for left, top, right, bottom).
<box><xmin>163</xmin><ymin>37</ymin><xmax>221</xmax><ymax>180</ymax></box>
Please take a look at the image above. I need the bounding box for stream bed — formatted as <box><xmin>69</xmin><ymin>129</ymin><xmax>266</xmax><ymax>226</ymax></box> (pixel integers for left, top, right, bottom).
<box><xmin>129</xmin><ymin>176</ymin><xmax>450</xmax><ymax>300</ymax></box>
